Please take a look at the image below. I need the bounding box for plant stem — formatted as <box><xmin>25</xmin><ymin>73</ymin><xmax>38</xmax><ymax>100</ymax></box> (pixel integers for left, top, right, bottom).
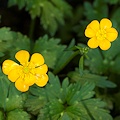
<box><xmin>29</xmin><ymin>18</ymin><xmax>36</xmax><ymax>51</ymax></box>
<box><xmin>29</xmin><ymin>18</ymin><xmax>36</xmax><ymax>40</ymax></box>
<box><xmin>79</xmin><ymin>55</ymin><xmax>84</xmax><ymax>76</ymax></box>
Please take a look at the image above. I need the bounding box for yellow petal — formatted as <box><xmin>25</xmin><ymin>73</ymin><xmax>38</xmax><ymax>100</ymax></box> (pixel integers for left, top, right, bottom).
<box><xmin>8</xmin><ymin>68</ymin><xmax>21</xmax><ymax>82</ymax></box>
<box><xmin>30</xmin><ymin>53</ymin><xmax>44</xmax><ymax>67</ymax></box>
<box><xmin>87</xmin><ymin>20</ymin><xmax>99</xmax><ymax>30</ymax></box>
<box><xmin>85</xmin><ymin>20</ymin><xmax>99</xmax><ymax>38</ymax></box>
<box><xmin>100</xmin><ymin>18</ymin><xmax>112</xmax><ymax>29</ymax></box>
<box><xmin>2</xmin><ymin>60</ymin><xmax>19</xmax><ymax>75</ymax></box>
<box><xmin>85</xmin><ymin>28</ymin><xmax>96</xmax><ymax>38</ymax></box>
<box><xmin>15</xmin><ymin>50</ymin><xmax>30</xmax><ymax>65</ymax></box>
<box><xmin>106</xmin><ymin>28</ymin><xmax>118</xmax><ymax>42</ymax></box>
<box><xmin>24</xmin><ymin>73</ymin><xmax>35</xmax><ymax>86</ymax></box>
<box><xmin>35</xmin><ymin>74</ymin><xmax>48</xmax><ymax>87</ymax></box>
<box><xmin>35</xmin><ymin>64</ymin><xmax>48</xmax><ymax>74</ymax></box>
<box><xmin>15</xmin><ymin>78</ymin><xmax>29</xmax><ymax>92</ymax></box>
<box><xmin>87</xmin><ymin>37</ymin><xmax>99</xmax><ymax>48</ymax></box>
<box><xmin>99</xmin><ymin>39</ymin><xmax>111</xmax><ymax>50</ymax></box>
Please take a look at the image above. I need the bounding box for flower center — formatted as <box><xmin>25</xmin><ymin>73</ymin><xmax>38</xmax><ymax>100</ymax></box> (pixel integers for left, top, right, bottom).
<box><xmin>96</xmin><ymin>29</ymin><xmax>106</xmax><ymax>40</ymax></box>
<box><xmin>23</xmin><ymin>66</ymin><xmax>30</xmax><ymax>74</ymax></box>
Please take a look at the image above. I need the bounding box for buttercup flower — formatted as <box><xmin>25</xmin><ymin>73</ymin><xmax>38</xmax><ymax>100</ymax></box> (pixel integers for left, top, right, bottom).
<box><xmin>85</xmin><ymin>18</ymin><xmax>118</xmax><ymax>50</ymax></box>
<box><xmin>2</xmin><ymin>50</ymin><xmax>48</xmax><ymax>92</ymax></box>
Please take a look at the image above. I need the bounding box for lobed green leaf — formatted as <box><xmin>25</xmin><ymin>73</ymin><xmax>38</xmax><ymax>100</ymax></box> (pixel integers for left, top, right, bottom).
<box><xmin>68</xmin><ymin>69</ymin><xmax>116</xmax><ymax>88</ymax></box>
<box><xmin>6</xmin><ymin>109</ymin><xmax>30</xmax><ymax>120</ymax></box>
<box><xmin>8</xmin><ymin>0</ymin><xmax>72</xmax><ymax>35</ymax></box>
<box><xmin>27</xmin><ymin>72</ymin><xmax>113</xmax><ymax>120</ymax></box>
<box><xmin>33</xmin><ymin>35</ymin><xmax>74</xmax><ymax>73</ymax></box>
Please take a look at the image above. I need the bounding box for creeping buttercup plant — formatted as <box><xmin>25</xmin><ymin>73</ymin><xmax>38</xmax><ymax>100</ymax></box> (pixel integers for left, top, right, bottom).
<box><xmin>0</xmin><ymin>0</ymin><xmax>120</xmax><ymax>120</ymax></box>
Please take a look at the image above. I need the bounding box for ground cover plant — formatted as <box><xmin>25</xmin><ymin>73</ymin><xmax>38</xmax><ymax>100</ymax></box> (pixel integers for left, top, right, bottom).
<box><xmin>0</xmin><ymin>0</ymin><xmax>120</xmax><ymax>120</ymax></box>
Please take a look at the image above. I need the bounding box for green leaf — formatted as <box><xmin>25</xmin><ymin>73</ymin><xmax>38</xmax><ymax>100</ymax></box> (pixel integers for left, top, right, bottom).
<box><xmin>51</xmin><ymin>0</ymin><xmax>72</xmax><ymax>17</ymax></box>
<box><xmin>8</xmin><ymin>0</ymin><xmax>25</xmax><ymax>9</ymax></box>
<box><xmin>8</xmin><ymin>0</ymin><xmax>72</xmax><ymax>35</ymax></box>
<box><xmin>24</xmin><ymin>86</ymin><xmax>46</xmax><ymax>115</ymax></box>
<box><xmin>83</xmin><ymin>99</ymin><xmax>113</xmax><ymax>120</ymax></box>
<box><xmin>0</xmin><ymin>27</ymin><xmax>14</xmax><ymax>40</ymax></box>
<box><xmin>25</xmin><ymin>72</ymin><xmax>112</xmax><ymax>120</ymax></box>
<box><xmin>84</xmin><ymin>0</ymin><xmax>108</xmax><ymax>20</ymax></box>
<box><xmin>33</xmin><ymin>36</ymin><xmax>75</xmax><ymax>73</ymax></box>
<box><xmin>109</xmin><ymin>55</ymin><xmax>120</xmax><ymax>74</ymax></box>
<box><xmin>65</xmin><ymin>103</ymin><xmax>91</xmax><ymax>120</ymax></box>
<box><xmin>45</xmin><ymin>72</ymin><xmax>61</xmax><ymax>101</ymax></box>
<box><xmin>38</xmin><ymin>72</ymin><xmax>112</xmax><ymax>120</ymax></box>
<box><xmin>111</xmin><ymin>8</ymin><xmax>120</xmax><ymax>30</ymax></box>
<box><xmin>102</xmin><ymin>39</ymin><xmax>120</xmax><ymax>61</ymax></box>
<box><xmin>85</xmin><ymin>48</ymin><xmax>106</xmax><ymax>74</ymax></box>
<box><xmin>41</xmin><ymin>1</ymin><xmax>64</xmax><ymax>35</ymax></box>
<box><xmin>38</xmin><ymin>100</ymin><xmax>64</xmax><ymax>120</ymax></box>
<box><xmin>0</xmin><ymin>69</ymin><xmax>27</xmax><ymax>112</ymax></box>
<box><xmin>85</xmin><ymin>37</ymin><xmax>120</xmax><ymax>75</ymax></box>
<box><xmin>9</xmin><ymin>32</ymin><xmax>30</xmax><ymax>59</ymax></box>
<box><xmin>66</xmin><ymin>82</ymin><xmax>95</xmax><ymax>105</ymax></box>
<box><xmin>33</xmin><ymin>35</ymin><xmax>66</xmax><ymax>69</ymax></box>
<box><xmin>0</xmin><ymin>27</ymin><xmax>15</xmax><ymax>52</ymax></box>
<box><xmin>60</xmin><ymin>112</ymin><xmax>72</xmax><ymax>120</ymax></box>
<box><xmin>101</xmin><ymin>29</ymin><xmax>120</xmax><ymax>75</ymax></box>
<box><xmin>24</xmin><ymin>95</ymin><xmax>46</xmax><ymax>115</ymax></box>
<box><xmin>0</xmin><ymin>70</ymin><xmax>10</xmax><ymax>110</ymax></box>
<box><xmin>6</xmin><ymin>109</ymin><xmax>30</xmax><ymax>120</ymax></box>
<box><xmin>68</xmin><ymin>70</ymin><xmax>116</xmax><ymax>88</ymax></box>
<box><xmin>5</xmin><ymin>83</ymin><xmax>26</xmax><ymax>112</ymax></box>
<box><xmin>24</xmin><ymin>72</ymin><xmax>64</xmax><ymax>116</ymax></box>
<box><xmin>0</xmin><ymin>27</ymin><xmax>30</xmax><ymax>60</ymax></box>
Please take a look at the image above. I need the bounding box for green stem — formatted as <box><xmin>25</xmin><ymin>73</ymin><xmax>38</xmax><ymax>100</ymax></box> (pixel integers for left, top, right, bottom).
<box><xmin>79</xmin><ymin>55</ymin><xmax>84</xmax><ymax>76</ymax></box>
<box><xmin>53</xmin><ymin>50</ymin><xmax>79</xmax><ymax>74</ymax></box>
<box><xmin>28</xmin><ymin>18</ymin><xmax>36</xmax><ymax>51</ymax></box>
<box><xmin>29</xmin><ymin>18</ymin><xmax>36</xmax><ymax>39</ymax></box>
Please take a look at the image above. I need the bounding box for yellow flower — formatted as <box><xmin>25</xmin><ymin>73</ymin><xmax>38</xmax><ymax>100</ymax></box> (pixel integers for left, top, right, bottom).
<box><xmin>85</xmin><ymin>18</ymin><xmax>118</xmax><ymax>50</ymax></box>
<box><xmin>2</xmin><ymin>50</ymin><xmax>48</xmax><ymax>92</ymax></box>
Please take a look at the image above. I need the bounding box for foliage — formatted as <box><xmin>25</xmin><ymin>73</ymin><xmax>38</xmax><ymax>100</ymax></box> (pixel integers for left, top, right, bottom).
<box><xmin>85</xmin><ymin>37</ymin><xmax>120</xmax><ymax>75</ymax></box>
<box><xmin>8</xmin><ymin>0</ymin><xmax>72</xmax><ymax>35</ymax></box>
<box><xmin>0</xmin><ymin>0</ymin><xmax>120</xmax><ymax>119</ymax></box>
<box><xmin>33</xmin><ymin>35</ymin><xmax>75</xmax><ymax>73</ymax></box>
<box><xmin>68</xmin><ymin>68</ymin><xmax>116</xmax><ymax>88</ymax></box>
<box><xmin>0</xmin><ymin>69</ymin><xmax>30</xmax><ymax>120</ymax></box>
<box><xmin>25</xmin><ymin>72</ymin><xmax>112</xmax><ymax>120</ymax></box>
<box><xmin>0</xmin><ymin>27</ymin><xmax>30</xmax><ymax>62</ymax></box>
